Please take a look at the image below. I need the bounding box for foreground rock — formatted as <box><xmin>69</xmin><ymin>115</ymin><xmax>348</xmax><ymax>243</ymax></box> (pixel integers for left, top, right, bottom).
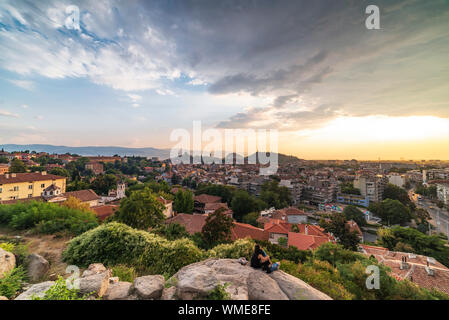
<box><xmin>0</xmin><ymin>296</ymin><xmax>8</xmax><ymax>300</ymax></box>
<box><xmin>79</xmin><ymin>264</ymin><xmax>111</xmax><ymax>298</ymax></box>
<box><xmin>269</xmin><ymin>270</ymin><xmax>332</xmax><ymax>300</ymax></box>
<box><xmin>103</xmin><ymin>282</ymin><xmax>136</xmax><ymax>300</ymax></box>
<box><xmin>172</xmin><ymin>258</ymin><xmax>331</xmax><ymax>300</ymax></box>
<box><xmin>0</xmin><ymin>248</ymin><xmax>16</xmax><ymax>279</ymax></box>
<box><xmin>27</xmin><ymin>254</ymin><xmax>50</xmax><ymax>282</ymax></box>
<box><xmin>133</xmin><ymin>275</ymin><xmax>165</xmax><ymax>299</ymax></box>
<box><xmin>15</xmin><ymin>281</ymin><xmax>55</xmax><ymax>300</ymax></box>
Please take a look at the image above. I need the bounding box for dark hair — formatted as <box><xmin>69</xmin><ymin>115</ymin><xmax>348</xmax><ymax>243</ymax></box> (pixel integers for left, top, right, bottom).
<box><xmin>254</xmin><ymin>244</ymin><xmax>262</xmax><ymax>255</ymax></box>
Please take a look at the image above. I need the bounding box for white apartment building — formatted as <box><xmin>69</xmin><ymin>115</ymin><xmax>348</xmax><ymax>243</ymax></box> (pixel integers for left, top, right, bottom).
<box><xmin>437</xmin><ymin>183</ymin><xmax>449</xmax><ymax>205</ymax></box>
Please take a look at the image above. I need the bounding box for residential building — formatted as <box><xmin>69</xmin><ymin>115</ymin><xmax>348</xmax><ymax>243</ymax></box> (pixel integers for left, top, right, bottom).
<box><xmin>194</xmin><ymin>194</ymin><xmax>222</xmax><ymax>213</ymax></box>
<box><xmin>158</xmin><ymin>196</ymin><xmax>174</xmax><ymax>218</ymax></box>
<box><xmin>85</xmin><ymin>162</ymin><xmax>104</xmax><ymax>175</ymax></box>
<box><xmin>353</xmin><ymin>173</ymin><xmax>387</xmax><ymax>203</ymax></box>
<box><xmin>336</xmin><ymin>193</ymin><xmax>370</xmax><ymax>207</ymax></box>
<box><xmin>165</xmin><ymin>214</ymin><xmax>208</xmax><ymax>234</ymax></box>
<box><xmin>0</xmin><ymin>172</ymin><xmax>66</xmax><ymax>202</ymax></box>
<box><xmin>0</xmin><ymin>164</ymin><xmax>9</xmax><ymax>175</ymax></box>
<box><xmin>387</xmin><ymin>173</ymin><xmax>407</xmax><ymax>188</ymax></box>
<box><xmin>437</xmin><ymin>183</ymin><xmax>449</xmax><ymax>205</ymax></box>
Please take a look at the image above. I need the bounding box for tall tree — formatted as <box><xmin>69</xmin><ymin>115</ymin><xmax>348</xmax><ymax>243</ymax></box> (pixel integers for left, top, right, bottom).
<box><xmin>9</xmin><ymin>158</ymin><xmax>27</xmax><ymax>173</ymax></box>
<box><xmin>173</xmin><ymin>189</ymin><xmax>194</xmax><ymax>214</ymax></box>
<box><xmin>320</xmin><ymin>212</ymin><xmax>361</xmax><ymax>251</ymax></box>
<box><xmin>201</xmin><ymin>208</ymin><xmax>234</xmax><ymax>248</ymax></box>
<box><xmin>115</xmin><ymin>187</ymin><xmax>165</xmax><ymax>230</ymax></box>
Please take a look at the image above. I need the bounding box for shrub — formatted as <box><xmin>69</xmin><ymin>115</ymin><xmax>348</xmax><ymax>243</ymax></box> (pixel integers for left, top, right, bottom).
<box><xmin>63</xmin><ymin>222</ymin><xmax>205</xmax><ymax>276</ymax></box>
<box><xmin>208</xmin><ymin>238</ymin><xmax>255</xmax><ymax>260</ymax></box>
<box><xmin>254</xmin><ymin>240</ymin><xmax>310</xmax><ymax>263</ymax></box>
<box><xmin>111</xmin><ymin>265</ymin><xmax>137</xmax><ymax>283</ymax></box>
<box><xmin>0</xmin><ymin>242</ymin><xmax>15</xmax><ymax>252</ymax></box>
<box><xmin>205</xmin><ymin>283</ymin><xmax>231</xmax><ymax>300</ymax></box>
<box><xmin>32</xmin><ymin>277</ymin><xmax>91</xmax><ymax>300</ymax></box>
<box><xmin>0</xmin><ymin>201</ymin><xmax>99</xmax><ymax>235</ymax></box>
<box><xmin>0</xmin><ymin>266</ymin><xmax>26</xmax><ymax>299</ymax></box>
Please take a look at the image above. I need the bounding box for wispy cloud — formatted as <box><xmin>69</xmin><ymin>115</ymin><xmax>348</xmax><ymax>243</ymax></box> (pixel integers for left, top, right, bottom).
<box><xmin>8</xmin><ymin>79</ymin><xmax>35</xmax><ymax>91</ymax></box>
<box><xmin>0</xmin><ymin>109</ymin><xmax>19</xmax><ymax>118</ymax></box>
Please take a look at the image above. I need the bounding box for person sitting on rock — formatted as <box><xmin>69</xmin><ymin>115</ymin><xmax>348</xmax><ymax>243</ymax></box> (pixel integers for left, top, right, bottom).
<box><xmin>250</xmin><ymin>244</ymin><xmax>280</xmax><ymax>274</ymax></box>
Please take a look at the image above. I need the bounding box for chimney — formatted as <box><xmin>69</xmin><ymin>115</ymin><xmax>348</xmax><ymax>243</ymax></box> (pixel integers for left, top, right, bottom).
<box><xmin>305</xmin><ymin>225</ymin><xmax>309</xmax><ymax>235</ymax></box>
<box><xmin>41</xmin><ymin>171</ymin><xmax>47</xmax><ymax>176</ymax></box>
<box><xmin>425</xmin><ymin>266</ymin><xmax>435</xmax><ymax>276</ymax></box>
<box><xmin>5</xmin><ymin>173</ymin><xmax>9</xmax><ymax>179</ymax></box>
<box><xmin>11</xmin><ymin>173</ymin><xmax>16</xmax><ymax>178</ymax></box>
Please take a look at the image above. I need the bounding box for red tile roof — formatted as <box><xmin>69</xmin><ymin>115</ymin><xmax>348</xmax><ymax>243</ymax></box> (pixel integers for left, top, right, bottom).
<box><xmin>165</xmin><ymin>213</ymin><xmax>207</xmax><ymax>234</ymax></box>
<box><xmin>0</xmin><ymin>172</ymin><xmax>66</xmax><ymax>184</ymax></box>
<box><xmin>287</xmin><ymin>232</ymin><xmax>332</xmax><ymax>250</ymax></box>
<box><xmin>64</xmin><ymin>189</ymin><xmax>100</xmax><ymax>202</ymax></box>
<box><xmin>194</xmin><ymin>194</ymin><xmax>222</xmax><ymax>204</ymax></box>
<box><xmin>231</xmin><ymin>222</ymin><xmax>268</xmax><ymax>241</ymax></box>
<box><xmin>92</xmin><ymin>205</ymin><xmax>118</xmax><ymax>221</ymax></box>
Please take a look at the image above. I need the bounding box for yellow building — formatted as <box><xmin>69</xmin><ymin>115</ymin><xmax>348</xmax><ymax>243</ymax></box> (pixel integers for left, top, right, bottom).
<box><xmin>0</xmin><ymin>172</ymin><xmax>66</xmax><ymax>202</ymax></box>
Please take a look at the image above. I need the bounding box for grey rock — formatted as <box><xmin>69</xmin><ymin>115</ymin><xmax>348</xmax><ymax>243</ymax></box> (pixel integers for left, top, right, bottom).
<box><xmin>103</xmin><ymin>281</ymin><xmax>133</xmax><ymax>300</ymax></box>
<box><xmin>79</xmin><ymin>271</ymin><xmax>110</xmax><ymax>297</ymax></box>
<box><xmin>247</xmin><ymin>270</ymin><xmax>289</xmax><ymax>300</ymax></box>
<box><xmin>269</xmin><ymin>270</ymin><xmax>332</xmax><ymax>300</ymax></box>
<box><xmin>82</xmin><ymin>263</ymin><xmax>107</xmax><ymax>278</ymax></box>
<box><xmin>133</xmin><ymin>275</ymin><xmax>165</xmax><ymax>300</ymax></box>
<box><xmin>15</xmin><ymin>281</ymin><xmax>55</xmax><ymax>300</ymax></box>
<box><xmin>27</xmin><ymin>253</ymin><xmax>50</xmax><ymax>282</ymax></box>
<box><xmin>161</xmin><ymin>286</ymin><xmax>177</xmax><ymax>300</ymax></box>
<box><xmin>176</xmin><ymin>262</ymin><xmax>218</xmax><ymax>300</ymax></box>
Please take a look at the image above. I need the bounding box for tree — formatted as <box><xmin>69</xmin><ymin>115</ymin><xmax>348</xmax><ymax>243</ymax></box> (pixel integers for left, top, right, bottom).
<box><xmin>320</xmin><ymin>212</ymin><xmax>361</xmax><ymax>251</ymax></box>
<box><xmin>368</xmin><ymin>199</ymin><xmax>412</xmax><ymax>225</ymax></box>
<box><xmin>231</xmin><ymin>190</ymin><xmax>264</xmax><ymax>222</ymax></box>
<box><xmin>173</xmin><ymin>189</ymin><xmax>194</xmax><ymax>214</ymax></box>
<box><xmin>9</xmin><ymin>159</ymin><xmax>26</xmax><ymax>173</ymax></box>
<box><xmin>260</xmin><ymin>179</ymin><xmax>291</xmax><ymax>209</ymax></box>
<box><xmin>61</xmin><ymin>196</ymin><xmax>92</xmax><ymax>213</ymax></box>
<box><xmin>343</xmin><ymin>205</ymin><xmax>366</xmax><ymax>227</ymax></box>
<box><xmin>49</xmin><ymin>168</ymin><xmax>70</xmax><ymax>178</ymax></box>
<box><xmin>278</xmin><ymin>237</ymin><xmax>287</xmax><ymax>247</ymax></box>
<box><xmin>340</xmin><ymin>182</ymin><xmax>361</xmax><ymax>195</ymax></box>
<box><xmin>0</xmin><ymin>156</ymin><xmax>8</xmax><ymax>164</ymax></box>
<box><xmin>115</xmin><ymin>187</ymin><xmax>165</xmax><ymax>230</ymax></box>
<box><xmin>201</xmin><ymin>208</ymin><xmax>234</xmax><ymax>248</ymax></box>
<box><xmin>242</xmin><ymin>212</ymin><xmax>260</xmax><ymax>227</ymax></box>
<box><xmin>90</xmin><ymin>174</ymin><xmax>118</xmax><ymax>195</ymax></box>
<box><xmin>154</xmin><ymin>222</ymin><xmax>190</xmax><ymax>240</ymax></box>
<box><xmin>383</xmin><ymin>183</ymin><xmax>412</xmax><ymax>207</ymax></box>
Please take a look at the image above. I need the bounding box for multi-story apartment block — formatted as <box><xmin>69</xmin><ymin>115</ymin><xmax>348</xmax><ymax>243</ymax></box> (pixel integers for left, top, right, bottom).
<box><xmin>0</xmin><ymin>172</ymin><xmax>66</xmax><ymax>202</ymax></box>
<box><xmin>423</xmin><ymin>169</ymin><xmax>449</xmax><ymax>183</ymax></box>
<box><xmin>353</xmin><ymin>174</ymin><xmax>387</xmax><ymax>203</ymax></box>
<box><xmin>437</xmin><ymin>183</ymin><xmax>449</xmax><ymax>205</ymax></box>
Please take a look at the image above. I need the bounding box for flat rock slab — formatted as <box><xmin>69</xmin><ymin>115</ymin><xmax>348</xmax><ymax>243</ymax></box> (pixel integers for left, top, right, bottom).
<box><xmin>15</xmin><ymin>281</ymin><xmax>55</xmax><ymax>300</ymax></box>
<box><xmin>79</xmin><ymin>271</ymin><xmax>110</xmax><ymax>297</ymax></box>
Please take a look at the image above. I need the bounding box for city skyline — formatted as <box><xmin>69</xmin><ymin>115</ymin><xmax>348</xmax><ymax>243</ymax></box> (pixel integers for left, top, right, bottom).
<box><xmin>1</xmin><ymin>0</ymin><xmax>449</xmax><ymax>160</ymax></box>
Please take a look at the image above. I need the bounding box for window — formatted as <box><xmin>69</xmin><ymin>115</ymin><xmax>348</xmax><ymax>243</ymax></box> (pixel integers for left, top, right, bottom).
<box><xmin>29</xmin><ymin>185</ymin><xmax>33</xmax><ymax>189</ymax></box>
<box><xmin>0</xmin><ymin>187</ymin><xmax>2</xmax><ymax>193</ymax></box>
<box><xmin>28</xmin><ymin>194</ymin><xmax>33</xmax><ymax>198</ymax></box>
<box><xmin>13</xmin><ymin>186</ymin><xmax>19</xmax><ymax>191</ymax></box>
<box><xmin>41</xmin><ymin>183</ymin><xmax>45</xmax><ymax>188</ymax></box>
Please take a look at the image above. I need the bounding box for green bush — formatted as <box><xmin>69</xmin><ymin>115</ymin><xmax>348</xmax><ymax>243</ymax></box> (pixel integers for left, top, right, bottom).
<box><xmin>63</xmin><ymin>222</ymin><xmax>205</xmax><ymax>276</ymax></box>
<box><xmin>208</xmin><ymin>238</ymin><xmax>255</xmax><ymax>260</ymax></box>
<box><xmin>0</xmin><ymin>266</ymin><xmax>26</xmax><ymax>299</ymax></box>
<box><xmin>32</xmin><ymin>277</ymin><xmax>91</xmax><ymax>300</ymax></box>
<box><xmin>0</xmin><ymin>201</ymin><xmax>99</xmax><ymax>235</ymax></box>
<box><xmin>0</xmin><ymin>242</ymin><xmax>15</xmax><ymax>252</ymax></box>
<box><xmin>255</xmin><ymin>240</ymin><xmax>310</xmax><ymax>263</ymax></box>
<box><xmin>205</xmin><ymin>283</ymin><xmax>231</xmax><ymax>300</ymax></box>
<box><xmin>111</xmin><ymin>265</ymin><xmax>137</xmax><ymax>283</ymax></box>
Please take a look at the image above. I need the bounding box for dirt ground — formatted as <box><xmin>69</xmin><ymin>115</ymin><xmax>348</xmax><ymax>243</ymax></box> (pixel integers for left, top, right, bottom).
<box><xmin>0</xmin><ymin>226</ymin><xmax>73</xmax><ymax>279</ymax></box>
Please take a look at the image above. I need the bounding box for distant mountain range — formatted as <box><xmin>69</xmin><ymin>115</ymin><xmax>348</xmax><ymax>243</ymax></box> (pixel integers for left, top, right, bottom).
<box><xmin>0</xmin><ymin>144</ymin><xmax>172</xmax><ymax>159</ymax></box>
<box><xmin>0</xmin><ymin>144</ymin><xmax>303</xmax><ymax>164</ymax></box>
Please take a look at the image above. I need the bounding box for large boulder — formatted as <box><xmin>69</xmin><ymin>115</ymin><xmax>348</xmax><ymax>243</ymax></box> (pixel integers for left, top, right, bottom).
<box><xmin>247</xmin><ymin>271</ymin><xmax>289</xmax><ymax>300</ymax></box>
<box><xmin>269</xmin><ymin>271</ymin><xmax>332</xmax><ymax>300</ymax></box>
<box><xmin>103</xmin><ymin>282</ymin><xmax>136</xmax><ymax>300</ymax></box>
<box><xmin>15</xmin><ymin>281</ymin><xmax>55</xmax><ymax>300</ymax></box>
<box><xmin>175</xmin><ymin>260</ymin><xmax>219</xmax><ymax>300</ymax></box>
<box><xmin>161</xmin><ymin>286</ymin><xmax>177</xmax><ymax>300</ymax></box>
<box><xmin>133</xmin><ymin>275</ymin><xmax>165</xmax><ymax>300</ymax></box>
<box><xmin>27</xmin><ymin>254</ymin><xmax>50</xmax><ymax>282</ymax></box>
<box><xmin>79</xmin><ymin>271</ymin><xmax>111</xmax><ymax>297</ymax></box>
<box><xmin>0</xmin><ymin>248</ymin><xmax>16</xmax><ymax>279</ymax></box>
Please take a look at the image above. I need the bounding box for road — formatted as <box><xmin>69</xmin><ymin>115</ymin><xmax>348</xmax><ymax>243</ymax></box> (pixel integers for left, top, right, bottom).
<box><xmin>408</xmin><ymin>189</ymin><xmax>449</xmax><ymax>237</ymax></box>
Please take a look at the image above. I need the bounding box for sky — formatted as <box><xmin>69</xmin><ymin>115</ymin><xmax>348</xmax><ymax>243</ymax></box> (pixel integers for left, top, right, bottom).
<box><xmin>0</xmin><ymin>0</ymin><xmax>448</xmax><ymax>160</ymax></box>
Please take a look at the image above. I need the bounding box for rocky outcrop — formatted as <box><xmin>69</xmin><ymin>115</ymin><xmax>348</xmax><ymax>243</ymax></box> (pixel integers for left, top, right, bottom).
<box><xmin>27</xmin><ymin>254</ymin><xmax>50</xmax><ymax>282</ymax></box>
<box><xmin>133</xmin><ymin>275</ymin><xmax>165</xmax><ymax>299</ymax></box>
<box><xmin>171</xmin><ymin>258</ymin><xmax>331</xmax><ymax>300</ymax></box>
<box><xmin>0</xmin><ymin>248</ymin><xmax>16</xmax><ymax>279</ymax></box>
<box><xmin>269</xmin><ymin>270</ymin><xmax>332</xmax><ymax>300</ymax></box>
<box><xmin>15</xmin><ymin>281</ymin><xmax>55</xmax><ymax>300</ymax></box>
<box><xmin>13</xmin><ymin>259</ymin><xmax>332</xmax><ymax>300</ymax></box>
